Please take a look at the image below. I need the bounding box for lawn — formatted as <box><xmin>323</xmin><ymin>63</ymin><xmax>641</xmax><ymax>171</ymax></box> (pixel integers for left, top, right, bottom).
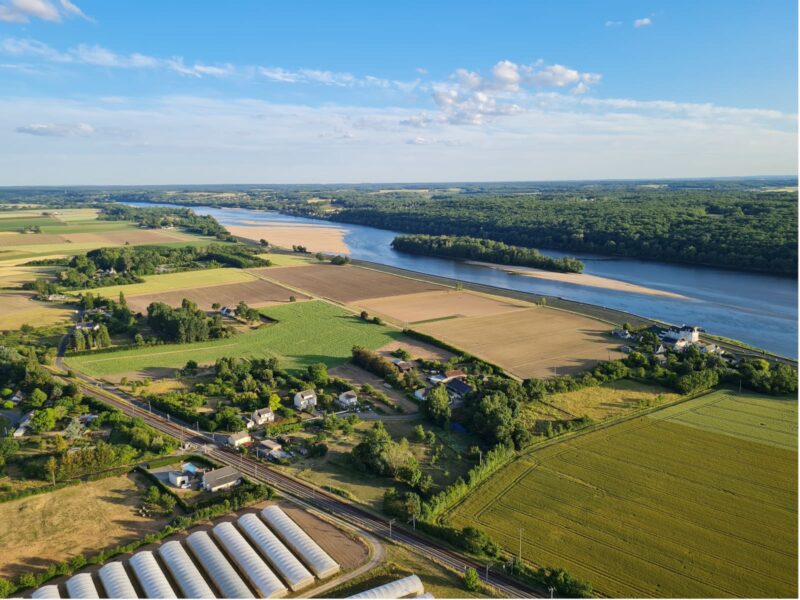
<box><xmin>66</xmin><ymin>300</ymin><xmax>401</xmax><ymax>377</ymax></box>
<box><xmin>0</xmin><ymin>473</ymin><xmax>169</xmax><ymax>580</ymax></box>
<box><xmin>448</xmin><ymin>389</ymin><xmax>798</xmax><ymax>598</ymax></box>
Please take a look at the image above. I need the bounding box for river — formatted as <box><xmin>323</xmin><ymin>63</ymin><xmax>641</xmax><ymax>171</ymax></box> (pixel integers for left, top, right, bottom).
<box><xmin>130</xmin><ymin>203</ymin><xmax>798</xmax><ymax>357</ymax></box>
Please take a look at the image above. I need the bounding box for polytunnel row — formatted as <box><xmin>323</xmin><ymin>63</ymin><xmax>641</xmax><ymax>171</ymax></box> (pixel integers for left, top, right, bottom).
<box><xmin>26</xmin><ymin>506</ymin><xmax>342</xmax><ymax>599</ymax></box>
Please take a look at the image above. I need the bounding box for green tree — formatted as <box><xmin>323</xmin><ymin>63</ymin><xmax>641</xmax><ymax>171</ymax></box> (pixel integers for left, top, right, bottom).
<box><xmin>268</xmin><ymin>393</ymin><xmax>282</xmax><ymax>412</ymax></box>
<box><xmin>425</xmin><ymin>384</ymin><xmax>451</xmax><ymax>426</ymax></box>
<box><xmin>29</xmin><ymin>388</ymin><xmax>47</xmax><ymax>408</ymax></box>
<box><xmin>463</xmin><ymin>567</ymin><xmax>480</xmax><ymax>592</ymax></box>
<box><xmin>307</xmin><ymin>363</ymin><xmax>329</xmax><ymax>386</ymax></box>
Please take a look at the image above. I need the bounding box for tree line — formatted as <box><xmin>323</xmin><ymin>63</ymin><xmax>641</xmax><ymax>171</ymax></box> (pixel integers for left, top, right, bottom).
<box><xmin>392</xmin><ymin>234</ymin><xmax>584</xmax><ymax>273</ymax></box>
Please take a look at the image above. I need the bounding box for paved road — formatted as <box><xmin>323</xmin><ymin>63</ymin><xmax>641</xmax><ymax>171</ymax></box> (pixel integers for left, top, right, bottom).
<box><xmin>48</xmin><ymin>364</ymin><xmax>541</xmax><ymax>598</ymax></box>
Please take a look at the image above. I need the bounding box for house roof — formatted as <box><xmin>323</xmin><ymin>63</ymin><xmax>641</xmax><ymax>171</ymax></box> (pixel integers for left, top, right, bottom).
<box><xmin>203</xmin><ymin>466</ymin><xmax>241</xmax><ymax>488</ymax></box>
<box><xmin>447</xmin><ymin>379</ymin><xmax>473</xmax><ymax>396</ymax></box>
<box><xmin>444</xmin><ymin>369</ymin><xmax>466</xmax><ymax>379</ymax></box>
<box><xmin>340</xmin><ymin>390</ymin><xmax>357</xmax><ymax>399</ymax></box>
<box><xmin>253</xmin><ymin>407</ymin><xmax>274</xmax><ymax>418</ymax></box>
<box><xmin>296</xmin><ymin>389</ymin><xmax>316</xmax><ymax>399</ymax></box>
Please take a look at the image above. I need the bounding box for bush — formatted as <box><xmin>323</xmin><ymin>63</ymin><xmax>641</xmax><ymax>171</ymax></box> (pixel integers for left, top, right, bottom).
<box><xmin>464</xmin><ymin>567</ymin><xmax>481</xmax><ymax>592</ymax></box>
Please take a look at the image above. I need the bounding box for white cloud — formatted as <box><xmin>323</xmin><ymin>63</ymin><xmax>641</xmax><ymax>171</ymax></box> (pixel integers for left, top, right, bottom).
<box><xmin>417</xmin><ymin>59</ymin><xmax>602</xmax><ymax>125</ymax></box>
<box><xmin>605</xmin><ymin>20</ymin><xmax>622</xmax><ymax>27</ymax></box>
<box><xmin>0</xmin><ymin>94</ymin><xmax>794</xmax><ymax>184</ymax></box>
<box><xmin>16</xmin><ymin>122</ymin><xmax>94</xmax><ymax>137</ymax></box>
<box><xmin>415</xmin><ymin>67</ymin><xmax>428</xmax><ymax>75</ymax></box>
<box><xmin>0</xmin><ymin>37</ymin><xmax>420</xmax><ymax>90</ymax></box>
<box><xmin>634</xmin><ymin>17</ymin><xmax>652</xmax><ymax>28</ymax></box>
<box><xmin>0</xmin><ymin>0</ymin><xmax>89</xmax><ymax>23</ymax></box>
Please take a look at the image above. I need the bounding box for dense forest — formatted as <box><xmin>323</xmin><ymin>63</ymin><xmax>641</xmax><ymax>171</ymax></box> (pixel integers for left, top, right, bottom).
<box><xmin>392</xmin><ymin>234</ymin><xmax>584</xmax><ymax>273</ymax></box>
<box><xmin>327</xmin><ymin>191</ymin><xmax>797</xmax><ymax>276</ymax></box>
<box><xmin>1</xmin><ymin>179</ymin><xmax>796</xmax><ymax>275</ymax></box>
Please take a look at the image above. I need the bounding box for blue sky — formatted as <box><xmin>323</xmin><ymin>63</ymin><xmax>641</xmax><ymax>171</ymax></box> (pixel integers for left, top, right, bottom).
<box><xmin>0</xmin><ymin>0</ymin><xmax>796</xmax><ymax>184</ymax></box>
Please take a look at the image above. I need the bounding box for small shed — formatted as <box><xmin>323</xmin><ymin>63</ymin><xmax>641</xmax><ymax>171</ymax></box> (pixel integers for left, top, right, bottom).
<box><xmin>168</xmin><ymin>470</ymin><xmax>190</xmax><ymax>488</ymax></box>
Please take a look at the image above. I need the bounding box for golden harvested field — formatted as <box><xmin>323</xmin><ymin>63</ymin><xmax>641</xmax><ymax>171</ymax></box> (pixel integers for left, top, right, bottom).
<box><xmin>263</xmin><ymin>264</ymin><xmax>445</xmax><ymax>303</ymax></box>
<box><xmin>61</xmin><ymin>229</ymin><xmax>194</xmax><ymax>245</ymax></box>
<box><xmin>0</xmin><ymin>474</ymin><xmax>169</xmax><ymax>579</ymax></box>
<box><xmin>125</xmin><ymin>278</ymin><xmax>308</xmax><ymax>312</ymax></box>
<box><xmin>0</xmin><ymin>291</ymin><xmax>74</xmax><ymax>330</ymax></box>
<box><xmin>376</xmin><ymin>337</ymin><xmax>454</xmax><ymax>362</ymax></box>
<box><xmin>0</xmin><ymin>265</ymin><xmax>62</xmax><ymax>286</ymax></box>
<box><xmin>417</xmin><ymin>307</ymin><xmax>622</xmax><ymax>379</ymax></box>
<box><xmin>0</xmin><ymin>232</ymin><xmax>68</xmax><ymax>246</ymax></box>
<box><xmin>227</xmin><ymin>222</ymin><xmax>350</xmax><ymax>253</ymax></box>
<box><xmin>357</xmin><ymin>289</ymin><xmax>528</xmax><ymax>324</ymax></box>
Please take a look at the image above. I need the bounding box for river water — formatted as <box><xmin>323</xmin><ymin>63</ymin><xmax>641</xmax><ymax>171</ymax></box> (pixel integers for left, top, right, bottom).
<box><xmin>130</xmin><ymin>203</ymin><xmax>798</xmax><ymax>357</ymax></box>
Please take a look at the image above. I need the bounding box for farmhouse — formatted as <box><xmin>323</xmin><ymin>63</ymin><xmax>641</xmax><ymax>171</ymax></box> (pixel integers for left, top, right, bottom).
<box><xmin>202</xmin><ymin>466</ymin><xmax>242</xmax><ymax>492</ymax></box>
<box><xmin>447</xmin><ymin>379</ymin><xmax>474</xmax><ymax>400</ymax></box>
<box><xmin>662</xmin><ymin>325</ymin><xmax>703</xmax><ymax>344</ymax></box>
<box><xmin>336</xmin><ymin>390</ymin><xmax>358</xmax><ymax>409</ymax></box>
<box><xmin>429</xmin><ymin>369</ymin><xmax>467</xmax><ymax>385</ymax></box>
<box><xmin>241</xmin><ymin>416</ymin><xmax>255</xmax><ymax>430</ymax></box>
<box><xmin>75</xmin><ymin>321</ymin><xmax>100</xmax><ymax>332</ymax></box>
<box><xmin>294</xmin><ymin>389</ymin><xmax>317</xmax><ymax>410</ymax></box>
<box><xmin>225</xmin><ymin>430</ymin><xmax>251</xmax><ymax>448</ymax></box>
<box><xmin>252</xmin><ymin>407</ymin><xmax>275</xmax><ymax>426</ymax></box>
<box><xmin>219</xmin><ymin>306</ymin><xmax>236</xmax><ymax>318</ymax></box>
<box><xmin>45</xmin><ymin>293</ymin><xmax>68</xmax><ymax>302</ymax></box>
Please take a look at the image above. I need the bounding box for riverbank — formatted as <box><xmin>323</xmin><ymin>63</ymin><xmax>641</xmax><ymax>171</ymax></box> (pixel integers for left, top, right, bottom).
<box><xmin>226</xmin><ymin>222</ymin><xmax>350</xmax><ymax>254</ymax></box>
<box><xmin>466</xmin><ymin>261</ymin><xmax>688</xmax><ymax>299</ymax></box>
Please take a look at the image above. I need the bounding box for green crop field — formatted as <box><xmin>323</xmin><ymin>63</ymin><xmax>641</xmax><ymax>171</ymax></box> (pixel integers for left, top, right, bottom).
<box><xmin>448</xmin><ymin>389</ymin><xmax>798</xmax><ymax>598</ymax></box>
<box><xmin>66</xmin><ymin>300</ymin><xmax>400</xmax><ymax>376</ymax></box>
<box><xmin>81</xmin><ymin>268</ymin><xmax>257</xmax><ymax>299</ymax></box>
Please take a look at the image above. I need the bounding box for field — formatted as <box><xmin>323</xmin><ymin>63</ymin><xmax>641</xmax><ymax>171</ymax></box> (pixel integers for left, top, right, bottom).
<box><xmin>448</xmin><ymin>390</ymin><xmax>798</xmax><ymax>597</ymax></box>
<box><xmin>0</xmin><ymin>474</ymin><xmax>169</xmax><ymax>579</ymax></box>
<box><xmin>416</xmin><ymin>306</ymin><xmax>623</xmax><ymax>379</ymax></box>
<box><xmin>66</xmin><ymin>300</ymin><xmax>400</xmax><ymax>377</ymax></box>
<box><xmin>540</xmin><ymin>379</ymin><xmax>681</xmax><ymax>421</ymax></box>
<box><xmin>124</xmin><ymin>278</ymin><xmax>307</xmax><ymax>312</ymax></box>
<box><xmin>81</xmin><ymin>268</ymin><xmax>256</xmax><ymax>300</ymax></box>
<box><xmin>356</xmin><ymin>290</ymin><xmax>528</xmax><ymax>324</ymax></box>
<box><xmin>263</xmin><ymin>264</ymin><xmax>445</xmax><ymax>302</ymax></box>
<box><xmin>0</xmin><ymin>291</ymin><xmax>74</xmax><ymax>330</ymax></box>
<box><xmin>227</xmin><ymin>222</ymin><xmax>350</xmax><ymax>254</ymax></box>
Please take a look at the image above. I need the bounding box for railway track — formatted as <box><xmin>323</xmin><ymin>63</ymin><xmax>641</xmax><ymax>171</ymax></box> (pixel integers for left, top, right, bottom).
<box><xmin>52</xmin><ymin>367</ymin><xmax>541</xmax><ymax>598</ymax></box>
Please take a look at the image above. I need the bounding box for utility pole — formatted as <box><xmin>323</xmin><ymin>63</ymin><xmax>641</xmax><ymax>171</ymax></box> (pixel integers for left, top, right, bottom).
<box><xmin>479</xmin><ymin>448</ymin><xmax>483</xmax><ymax>465</ymax></box>
<box><xmin>549</xmin><ymin>586</ymin><xmax>556</xmax><ymax>599</ymax></box>
<box><xmin>518</xmin><ymin>527</ymin><xmax>524</xmax><ymax>563</ymax></box>
<box><xmin>388</xmin><ymin>519</ymin><xmax>396</xmax><ymax>539</ymax></box>
<box><xmin>148</xmin><ymin>399</ymin><xmax>151</xmax><ymax>413</ymax></box>
<box><xmin>485</xmin><ymin>563</ymin><xmax>490</xmax><ymax>582</ymax></box>
<box><xmin>411</xmin><ymin>514</ymin><xmax>416</xmax><ymax>531</ymax></box>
